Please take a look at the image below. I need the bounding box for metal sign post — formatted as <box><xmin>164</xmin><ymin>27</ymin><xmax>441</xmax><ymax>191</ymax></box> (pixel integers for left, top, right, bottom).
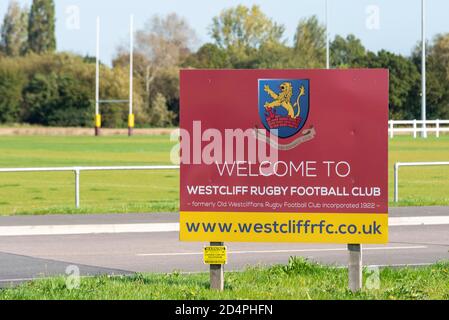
<box><xmin>348</xmin><ymin>244</ymin><xmax>362</xmax><ymax>292</ymax></box>
<box><xmin>209</xmin><ymin>242</ymin><xmax>225</xmax><ymax>291</ymax></box>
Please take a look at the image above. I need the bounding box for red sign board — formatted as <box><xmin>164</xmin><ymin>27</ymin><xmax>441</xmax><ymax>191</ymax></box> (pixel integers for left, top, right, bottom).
<box><xmin>179</xmin><ymin>69</ymin><xmax>389</xmax><ymax>244</ymax></box>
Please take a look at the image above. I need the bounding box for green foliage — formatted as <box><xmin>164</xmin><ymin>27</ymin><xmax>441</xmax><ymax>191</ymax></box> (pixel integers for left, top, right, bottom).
<box><xmin>361</xmin><ymin>50</ymin><xmax>420</xmax><ymax>119</ymax></box>
<box><xmin>1</xmin><ymin>4</ymin><xmax>449</xmax><ymax>125</ymax></box>
<box><xmin>253</xmin><ymin>42</ymin><xmax>294</xmax><ymax>68</ymax></box>
<box><xmin>28</xmin><ymin>0</ymin><xmax>56</xmax><ymax>53</ymax></box>
<box><xmin>412</xmin><ymin>34</ymin><xmax>449</xmax><ymax>120</ymax></box>
<box><xmin>1</xmin><ymin>259</ymin><xmax>448</xmax><ymax>300</ymax></box>
<box><xmin>183</xmin><ymin>43</ymin><xmax>231</xmax><ymax>69</ymax></box>
<box><xmin>113</xmin><ymin>12</ymin><xmax>195</xmax><ymax>126</ymax></box>
<box><xmin>23</xmin><ymin>72</ymin><xmax>58</xmax><ymax>124</ymax></box>
<box><xmin>0</xmin><ymin>53</ymin><xmax>144</xmax><ymax>127</ymax></box>
<box><xmin>0</xmin><ymin>0</ymin><xmax>28</xmax><ymax>56</ymax></box>
<box><xmin>210</xmin><ymin>5</ymin><xmax>285</xmax><ymax>67</ymax></box>
<box><xmin>331</xmin><ymin>34</ymin><xmax>366</xmax><ymax>68</ymax></box>
<box><xmin>23</xmin><ymin>73</ymin><xmax>93</xmax><ymax>126</ymax></box>
<box><xmin>277</xmin><ymin>257</ymin><xmax>326</xmax><ymax>276</ymax></box>
<box><xmin>148</xmin><ymin>92</ymin><xmax>174</xmax><ymax>127</ymax></box>
<box><xmin>148</xmin><ymin>68</ymin><xmax>180</xmax><ymax>119</ymax></box>
<box><xmin>293</xmin><ymin>16</ymin><xmax>326</xmax><ymax>68</ymax></box>
<box><xmin>211</xmin><ymin>5</ymin><xmax>284</xmax><ymax>50</ymax></box>
<box><xmin>238</xmin><ymin>15</ymin><xmax>327</xmax><ymax>69</ymax></box>
<box><xmin>0</xmin><ymin>53</ymin><xmax>96</xmax><ymax>127</ymax></box>
<box><xmin>0</xmin><ymin>66</ymin><xmax>25</xmax><ymax>122</ymax></box>
<box><xmin>99</xmin><ymin>66</ymin><xmax>136</xmax><ymax>128</ymax></box>
<box><xmin>97</xmin><ymin>64</ymin><xmax>146</xmax><ymax>128</ymax></box>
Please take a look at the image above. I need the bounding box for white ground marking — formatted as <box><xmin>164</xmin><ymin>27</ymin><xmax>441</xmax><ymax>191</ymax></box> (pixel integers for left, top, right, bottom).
<box><xmin>0</xmin><ymin>223</ymin><xmax>180</xmax><ymax>237</ymax></box>
<box><xmin>389</xmin><ymin>216</ymin><xmax>449</xmax><ymax>226</ymax></box>
<box><xmin>136</xmin><ymin>246</ymin><xmax>427</xmax><ymax>257</ymax></box>
<box><xmin>0</xmin><ymin>216</ymin><xmax>448</xmax><ymax>237</ymax></box>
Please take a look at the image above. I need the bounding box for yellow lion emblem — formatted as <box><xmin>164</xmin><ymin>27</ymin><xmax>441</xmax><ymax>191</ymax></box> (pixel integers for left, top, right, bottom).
<box><xmin>264</xmin><ymin>82</ymin><xmax>305</xmax><ymax>119</ymax></box>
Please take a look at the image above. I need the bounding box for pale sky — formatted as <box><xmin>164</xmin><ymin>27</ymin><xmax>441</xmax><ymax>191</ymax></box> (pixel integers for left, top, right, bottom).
<box><xmin>1</xmin><ymin>0</ymin><xmax>448</xmax><ymax>65</ymax></box>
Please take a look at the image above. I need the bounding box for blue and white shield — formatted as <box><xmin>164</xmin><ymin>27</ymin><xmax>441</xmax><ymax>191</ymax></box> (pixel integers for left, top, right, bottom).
<box><xmin>258</xmin><ymin>79</ymin><xmax>310</xmax><ymax>139</ymax></box>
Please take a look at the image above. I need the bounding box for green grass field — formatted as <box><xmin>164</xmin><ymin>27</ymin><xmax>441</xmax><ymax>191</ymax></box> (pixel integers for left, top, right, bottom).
<box><xmin>0</xmin><ymin>135</ymin><xmax>448</xmax><ymax>215</ymax></box>
<box><xmin>1</xmin><ymin>258</ymin><xmax>448</xmax><ymax>300</ymax></box>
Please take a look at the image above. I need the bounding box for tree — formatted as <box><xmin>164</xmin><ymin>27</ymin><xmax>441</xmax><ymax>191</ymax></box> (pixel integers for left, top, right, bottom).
<box><xmin>23</xmin><ymin>72</ymin><xmax>59</xmax><ymax>125</ymax></box>
<box><xmin>0</xmin><ymin>52</ymin><xmax>146</xmax><ymax>127</ymax></box>
<box><xmin>148</xmin><ymin>93</ymin><xmax>174</xmax><ymax>127</ymax></box>
<box><xmin>99</xmin><ymin>63</ymin><xmax>146</xmax><ymax>128</ymax></box>
<box><xmin>331</xmin><ymin>34</ymin><xmax>366</xmax><ymax>68</ymax></box>
<box><xmin>292</xmin><ymin>16</ymin><xmax>326</xmax><ymax>68</ymax></box>
<box><xmin>114</xmin><ymin>13</ymin><xmax>197</xmax><ymax>125</ymax></box>
<box><xmin>183</xmin><ymin>43</ymin><xmax>231</xmax><ymax>69</ymax></box>
<box><xmin>28</xmin><ymin>0</ymin><xmax>56</xmax><ymax>53</ymax></box>
<box><xmin>136</xmin><ymin>13</ymin><xmax>197</xmax><ymax>65</ymax></box>
<box><xmin>0</xmin><ymin>0</ymin><xmax>28</xmax><ymax>56</ymax></box>
<box><xmin>23</xmin><ymin>71</ymin><xmax>93</xmax><ymax>127</ymax></box>
<box><xmin>363</xmin><ymin>50</ymin><xmax>420</xmax><ymax>119</ymax></box>
<box><xmin>210</xmin><ymin>5</ymin><xmax>284</xmax><ymax>66</ymax></box>
<box><xmin>412</xmin><ymin>34</ymin><xmax>449</xmax><ymax>120</ymax></box>
<box><xmin>211</xmin><ymin>5</ymin><xmax>284</xmax><ymax>50</ymax></box>
<box><xmin>0</xmin><ymin>67</ymin><xmax>25</xmax><ymax>123</ymax></box>
<box><xmin>133</xmin><ymin>12</ymin><xmax>197</xmax><ymax>89</ymax></box>
<box><xmin>253</xmin><ymin>41</ymin><xmax>294</xmax><ymax>69</ymax></box>
<box><xmin>47</xmin><ymin>74</ymin><xmax>93</xmax><ymax>126</ymax></box>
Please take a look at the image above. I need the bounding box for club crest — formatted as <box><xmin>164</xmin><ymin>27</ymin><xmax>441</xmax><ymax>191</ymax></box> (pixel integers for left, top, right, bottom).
<box><xmin>258</xmin><ymin>79</ymin><xmax>310</xmax><ymax>139</ymax></box>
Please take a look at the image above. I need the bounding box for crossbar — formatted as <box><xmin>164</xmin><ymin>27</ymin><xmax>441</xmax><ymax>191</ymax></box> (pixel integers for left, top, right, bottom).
<box><xmin>98</xmin><ymin>100</ymin><xmax>129</xmax><ymax>104</ymax></box>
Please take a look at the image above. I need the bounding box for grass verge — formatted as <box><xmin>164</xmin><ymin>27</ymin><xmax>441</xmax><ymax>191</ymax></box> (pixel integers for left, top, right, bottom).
<box><xmin>1</xmin><ymin>258</ymin><xmax>448</xmax><ymax>300</ymax></box>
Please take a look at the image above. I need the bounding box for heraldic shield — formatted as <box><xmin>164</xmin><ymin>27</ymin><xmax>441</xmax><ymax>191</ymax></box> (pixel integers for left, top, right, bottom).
<box><xmin>258</xmin><ymin>79</ymin><xmax>310</xmax><ymax>139</ymax></box>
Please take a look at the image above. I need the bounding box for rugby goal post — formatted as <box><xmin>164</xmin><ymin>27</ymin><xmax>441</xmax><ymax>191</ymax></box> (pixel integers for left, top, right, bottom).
<box><xmin>95</xmin><ymin>15</ymin><xmax>135</xmax><ymax>136</ymax></box>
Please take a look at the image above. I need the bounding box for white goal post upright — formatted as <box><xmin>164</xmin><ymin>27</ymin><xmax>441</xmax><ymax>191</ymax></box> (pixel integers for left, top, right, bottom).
<box><xmin>323</xmin><ymin>0</ymin><xmax>362</xmax><ymax>293</ymax></box>
<box><xmin>128</xmin><ymin>14</ymin><xmax>135</xmax><ymax>137</ymax></box>
<box><xmin>421</xmin><ymin>0</ymin><xmax>427</xmax><ymax>138</ymax></box>
<box><xmin>95</xmin><ymin>16</ymin><xmax>101</xmax><ymax>136</ymax></box>
<box><xmin>94</xmin><ymin>15</ymin><xmax>135</xmax><ymax>137</ymax></box>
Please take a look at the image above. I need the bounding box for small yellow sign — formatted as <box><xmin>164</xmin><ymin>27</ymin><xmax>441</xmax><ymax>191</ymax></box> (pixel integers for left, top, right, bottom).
<box><xmin>204</xmin><ymin>246</ymin><xmax>227</xmax><ymax>265</ymax></box>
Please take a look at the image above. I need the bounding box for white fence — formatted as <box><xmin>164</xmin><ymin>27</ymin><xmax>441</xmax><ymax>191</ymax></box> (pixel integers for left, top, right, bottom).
<box><xmin>394</xmin><ymin>161</ymin><xmax>449</xmax><ymax>202</ymax></box>
<box><xmin>2</xmin><ymin>162</ymin><xmax>448</xmax><ymax>207</ymax></box>
<box><xmin>0</xmin><ymin>166</ymin><xmax>180</xmax><ymax>208</ymax></box>
<box><xmin>389</xmin><ymin>120</ymin><xmax>449</xmax><ymax>138</ymax></box>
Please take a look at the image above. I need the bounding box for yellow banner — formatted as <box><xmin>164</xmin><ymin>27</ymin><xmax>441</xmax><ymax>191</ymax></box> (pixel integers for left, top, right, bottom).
<box><xmin>180</xmin><ymin>212</ymin><xmax>388</xmax><ymax>244</ymax></box>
